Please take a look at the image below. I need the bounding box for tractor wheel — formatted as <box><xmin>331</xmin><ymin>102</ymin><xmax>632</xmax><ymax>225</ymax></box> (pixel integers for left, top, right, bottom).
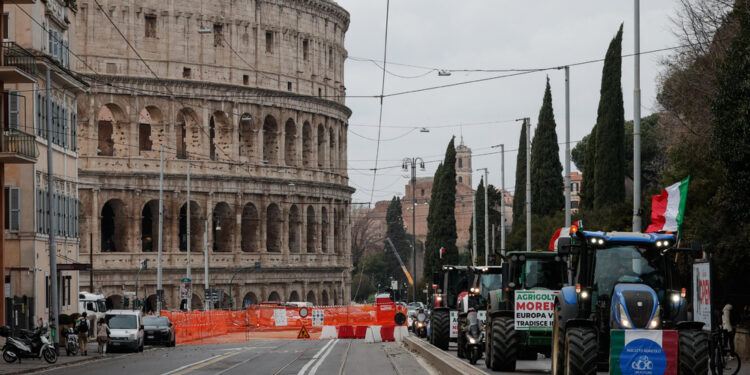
<box><xmin>551</xmin><ymin>304</ymin><xmax>565</xmax><ymax>375</ymax></box>
<box><xmin>457</xmin><ymin>325</ymin><xmax>465</xmax><ymax>358</ymax></box>
<box><xmin>490</xmin><ymin>316</ymin><xmax>517</xmax><ymax>372</ymax></box>
<box><xmin>431</xmin><ymin>310</ymin><xmax>450</xmax><ymax>351</ymax></box>
<box><xmin>564</xmin><ymin>327</ymin><xmax>597</xmax><ymax>375</ymax></box>
<box><xmin>678</xmin><ymin>329</ymin><xmax>709</xmax><ymax>375</ymax></box>
<box><xmin>484</xmin><ymin>320</ymin><xmax>493</xmax><ymax>369</ymax></box>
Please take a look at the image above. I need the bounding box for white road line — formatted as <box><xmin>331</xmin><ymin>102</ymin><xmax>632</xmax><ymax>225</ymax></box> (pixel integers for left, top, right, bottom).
<box><xmin>307</xmin><ymin>339</ymin><xmax>339</xmax><ymax>375</ymax></box>
<box><xmin>297</xmin><ymin>339</ymin><xmax>337</xmax><ymax>375</ymax></box>
<box><xmin>158</xmin><ymin>354</ymin><xmax>223</xmax><ymax>375</ymax></box>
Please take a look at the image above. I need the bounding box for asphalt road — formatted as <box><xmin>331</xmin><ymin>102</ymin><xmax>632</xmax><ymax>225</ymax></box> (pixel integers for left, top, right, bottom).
<box><xmin>35</xmin><ymin>339</ymin><xmax>432</xmax><ymax>375</ymax></box>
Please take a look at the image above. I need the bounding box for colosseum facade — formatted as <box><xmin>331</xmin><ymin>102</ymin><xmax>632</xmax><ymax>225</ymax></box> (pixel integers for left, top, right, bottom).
<box><xmin>72</xmin><ymin>0</ymin><xmax>352</xmax><ymax>309</ymax></box>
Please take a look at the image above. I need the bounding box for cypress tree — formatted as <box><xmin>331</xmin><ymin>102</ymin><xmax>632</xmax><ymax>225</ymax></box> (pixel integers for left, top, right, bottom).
<box><xmin>593</xmin><ymin>24</ymin><xmax>626</xmax><ymax>207</ymax></box>
<box><xmin>423</xmin><ymin>163</ymin><xmax>443</xmax><ymax>277</ymax></box>
<box><xmin>469</xmin><ymin>177</ymin><xmax>486</xmax><ymax>265</ymax></box>
<box><xmin>424</xmin><ymin>138</ymin><xmax>459</xmax><ymax>276</ymax></box>
<box><xmin>511</xmin><ymin>124</ymin><xmax>527</xmax><ymax>226</ymax></box>
<box><xmin>581</xmin><ymin>125</ymin><xmax>597</xmax><ymax>209</ymax></box>
<box><xmin>385</xmin><ymin>197</ymin><xmax>411</xmax><ymax>284</ymax></box>
<box><xmin>530</xmin><ymin>78</ymin><xmax>564</xmax><ymax>216</ymax></box>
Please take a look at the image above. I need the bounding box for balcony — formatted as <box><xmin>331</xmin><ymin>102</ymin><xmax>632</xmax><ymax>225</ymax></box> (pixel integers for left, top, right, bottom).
<box><xmin>0</xmin><ymin>130</ymin><xmax>39</xmax><ymax>164</ymax></box>
<box><xmin>0</xmin><ymin>42</ymin><xmax>37</xmax><ymax>84</ymax></box>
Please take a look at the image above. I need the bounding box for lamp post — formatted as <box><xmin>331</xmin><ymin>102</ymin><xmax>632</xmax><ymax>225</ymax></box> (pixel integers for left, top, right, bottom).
<box><xmin>402</xmin><ymin>157</ymin><xmax>425</xmax><ymax>303</ymax></box>
<box><xmin>227</xmin><ymin>262</ymin><xmax>261</xmax><ymax>309</ymax></box>
<box><xmin>134</xmin><ymin>260</ymin><xmax>148</xmax><ymax>310</ymax></box>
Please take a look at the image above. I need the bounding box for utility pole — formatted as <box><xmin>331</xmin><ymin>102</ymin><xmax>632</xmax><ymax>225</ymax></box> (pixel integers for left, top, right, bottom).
<box><xmin>402</xmin><ymin>157</ymin><xmax>423</xmax><ymax>302</ymax></box>
<box><xmin>471</xmin><ymin>187</ymin><xmax>478</xmax><ymax>267</ymax></box>
<box><xmin>525</xmin><ymin>118</ymin><xmax>532</xmax><ymax>252</ymax></box>
<box><xmin>46</xmin><ymin>67</ymin><xmax>59</xmax><ymax>343</ymax></box>
<box><xmin>633</xmin><ymin>0</ymin><xmax>643</xmax><ymax>232</ymax></box>
<box><xmin>500</xmin><ymin>144</ymin><xmax>505</xmax><ymax>253</ymax></box>
<box><xmin>564</xmin><ymin>66</ymin><xmax>572</xmax><ymax>227</ymax></box>
<box><xmin>476</xmin><ymin>168</ymin><xmax>489</xmax><ymax>265</ymax></box>
<box><xmin>186</xmin><ymin>161</ymin><xmax>191</xmax><ymax>311</ymax></box>
<box><xmin>156</xmin><ymin>145</ymin><xmax>164</xmax><ymax>314</ymax></box>
<box><xmin>89</xmin><ymin>233</ymin><xmax>93</xmax><ymax>292</ymax></box>
<box><xmin>204</xmin><ymin>220</ymin><xmax>210</xmax><ymax>311</ymax></box>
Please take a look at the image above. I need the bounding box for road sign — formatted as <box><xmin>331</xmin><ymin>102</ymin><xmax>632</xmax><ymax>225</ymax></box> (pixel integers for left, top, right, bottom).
<box><xmin>297</xmin><ymin>324</ymin><xmax>310</xmax><ymax>339</ymax></box>
<box><xmin>391</xmin><ymin>280</ymin><xmax>399</xmax><ymax>290</ymax></box>
<box><xmin>180</xmin><ymin>281</ymin><xmax>192</xmax><ymax>300</ymax></box>
<box><xmin>299</xmin><ymin>307</ymin><xmax>309</xmax><ymax>318</ymax></box>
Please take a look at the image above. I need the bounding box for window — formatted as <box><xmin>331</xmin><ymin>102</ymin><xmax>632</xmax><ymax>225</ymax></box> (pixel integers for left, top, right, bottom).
<box><xmin>71</xmin><ymin>112</ymin><xmax>78</xmax><ymax>150</ymax></box>
<box><xmin>571</xmin><ymin>200</ymin><xmax>579</xmax><ymax>209</ymax></box>
<box><xmin>420</xmin><ymin>189</ymin><xmax>425</xmax><ymax>197</ymax></box>
<box><xmin>265</xmin><ymin>31</ymin><xmax>273</xmax><ymax>53</ymax></box>
<box><xmin>458</xmin><ymin>176</ymin><xmax>463</xmax><ymax>183</ymax></box>
<box><xmin>328</xmin><ymin>47</ymin><xmax>333</xmax><ymax>68</ymax></box>
<box><xmin>183</xmin><ymin>67</ymin><xmax>191</xmax><ymax>79</ymax></box>
<box><xmin>287</xmin><ymin>82</ymin><xmax>292</xmax><ymax>91</ymax></box>
<box><xmin>243</xmin><ymin>74</ymin><xmax>249</xmax><ymax>85</ymax></box>
<box><xmin>318</xmin><ymin>88</ymin><xmax>322</xmax><ymax>97</ymax></box>
<box><xmin>5</xmin><ymin>187</ymin><xmax>20</xmax><ymax>232</ymax></box>
<box><xmin>458</xmin><ymin>158</ymin><xmax>463</xmax><ymax>168</ymax></box>
<box><xmin>144</xmin><ymin>15</ymin><xmax>157</xmax><ymax>38</ymax></box>
<box><xmin>303</xmin><ymin>39</ymin><xmax>309</xmax><ymax>61</ymax></box>
<box><xmin>7</xmin><ymin>90</ymin><xmax>19</xmax><ymax>130</ymax></box>
<box><xmin>139</xmin><ymin>123</ymin><xmax>152</xmax><ymax>152</ymax></box>
<box><xmin>213</xmin><ymin>23</ymin><xmax>223</xmax><ymax>47</ymax></box>
<box><xmin>3</xmin><ymin>14</ymin><xmax>9</xmax><ymax>40</ymax></box>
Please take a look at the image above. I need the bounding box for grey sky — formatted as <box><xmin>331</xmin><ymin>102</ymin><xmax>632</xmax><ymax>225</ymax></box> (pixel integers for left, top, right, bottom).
<box><xmin>338</xmin><ymin>1</ymin><xmax>679</xmax><ymax>205</ymax></box>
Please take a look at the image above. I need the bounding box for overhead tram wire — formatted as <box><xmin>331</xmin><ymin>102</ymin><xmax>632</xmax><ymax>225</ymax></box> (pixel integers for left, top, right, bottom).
<box><xmin>368</xmin><ymin>0</ymin><xmax>391</xmax><ymax>209</ymax></box>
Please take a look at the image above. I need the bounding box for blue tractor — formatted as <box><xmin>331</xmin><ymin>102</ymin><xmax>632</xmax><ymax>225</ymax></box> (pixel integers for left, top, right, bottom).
<box><xmin>551</xmin><ymin>228</ymin><xmax>708</xmax><ymax>375</ymax></box>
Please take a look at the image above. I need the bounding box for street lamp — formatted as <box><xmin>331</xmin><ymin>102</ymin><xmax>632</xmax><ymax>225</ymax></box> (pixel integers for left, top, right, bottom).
<box><xmin>134</xmin><ymin>260</ymin><xmax>148</xmax><ymax>310</ymax></box>
<box><xmin>402</xmin><ymin>157</ymin><xmax>425</xmax><ymax>302</ymax></box>
<box><xmin>227</xmin><ymin>261</ymin><xmax>261</xmax><ymax>309</ymax></box>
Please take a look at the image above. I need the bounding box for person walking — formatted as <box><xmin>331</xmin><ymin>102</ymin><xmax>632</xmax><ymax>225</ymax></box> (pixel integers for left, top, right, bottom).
<box><xmin>96</xmin><ymin>318</ymin><xmax>110</xmax><ymax>355</ymax></box>
<box><xmin>723</xmin><ymin>304</ymin><xmax>736</xmax><ymax>354</ymax></box>
<box><xmin>75</xmin><ymin>312</ymin><xmax>89</xmax><ymax>356</ymax></box>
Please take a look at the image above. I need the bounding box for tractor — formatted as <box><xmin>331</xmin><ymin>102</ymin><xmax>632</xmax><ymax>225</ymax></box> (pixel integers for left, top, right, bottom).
<box><xmin>430</xmin><ymin>265</ymin><xmax>471</xmax><ymax>350</ymax></box>
<box><xmin>456</xmin><ymin>266</ymin><xmax>503</xmax><ymax>361</ymax></box>
<box><xmin>484</xmin><ymin>250</ymin><xmax>568</xmax><ymax>371</ymax></box>
<box><xmin>551</xmin><ymin>227</ymin><xmax>708</xmax><ymax>375</ymax></box>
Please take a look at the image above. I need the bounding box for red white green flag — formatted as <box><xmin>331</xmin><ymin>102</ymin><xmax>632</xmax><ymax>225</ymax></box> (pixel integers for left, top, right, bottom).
<box><xmin>646</xmin><ymin>177</ymin><xmax>690</xmax><ymax>233</ymax></box>
<box><xmin>610</xmin><ymin>329</ymin><xmax>678</xmax><ymax>375</ymax></box>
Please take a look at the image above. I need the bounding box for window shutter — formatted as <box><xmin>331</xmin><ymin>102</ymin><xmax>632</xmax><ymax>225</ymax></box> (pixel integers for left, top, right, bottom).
<box><xmin>63</xmin><ymin>107</ymin><xmax>68</xmax><ymax>148</ymax></box>
<box><xmin>36</xmin><ymin>93</ymin><xmax>42</xmax><ymax>136</ymax></box>
<box><xmin>9</xmin><ymin>91</ymin><xmax>19</xmax><ymax>130</ymax></box>
<box><xmin>72</xmin><ymin>112</ymin><xmax>77</xmax><ymax>150</ymax></box>
<box><xmin>9</xmin><ymin>187</ymin><xmax>20</xmax><ymax>232</ymax></box>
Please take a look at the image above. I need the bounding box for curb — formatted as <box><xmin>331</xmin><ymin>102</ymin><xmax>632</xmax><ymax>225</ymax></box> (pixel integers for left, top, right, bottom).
<box><xmin>401</xmin><ymin>336</ymin><xmax>486</xmax><ymax>375</ymax></box>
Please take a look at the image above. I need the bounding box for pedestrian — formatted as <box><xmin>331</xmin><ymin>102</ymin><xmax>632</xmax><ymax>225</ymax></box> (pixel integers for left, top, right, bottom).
<box><xmin>722</xmin><ymin>303</ymin><xmax>736</xmax><ymax>354</ymax></box>
<box><xmin>75</xmin><ymin>312</ymin><xmax>89</xmax><ymax>356</ymax></box>
<box><xmin>96</xmin><ymin>318</ymin><xmax>110</xmax><ymax>355</ymax></box>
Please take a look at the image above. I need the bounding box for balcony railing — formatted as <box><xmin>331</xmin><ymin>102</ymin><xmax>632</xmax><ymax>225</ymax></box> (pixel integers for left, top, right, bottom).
<box><xmin>3</xmin><ymin>42</ymin><xmax>38</xmax><ymax>77</ymax></box>
<box><xmin>2</xmin><ymin>130</ymin><xmax>39</xmax><ymax>161</ymax></box>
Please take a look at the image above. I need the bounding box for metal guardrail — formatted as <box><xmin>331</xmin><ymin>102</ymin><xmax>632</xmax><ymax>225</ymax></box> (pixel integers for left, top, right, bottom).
<box><xmin>3</xmin><ymin>41</ymin><xmax>38</xmax><ymax>77</ymax></box>
<box><xmin>3</xmin><ymin>130</ymin><xmax>39</xmax><ymax>159</ymax></box>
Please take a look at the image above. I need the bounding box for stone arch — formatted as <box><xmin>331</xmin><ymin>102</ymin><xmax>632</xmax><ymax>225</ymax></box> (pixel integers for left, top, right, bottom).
<box><xmin>284</xmin><ymin>118</ymin><xmax>297</xmax><ymax>166</ymax></box>
<box><xmin>302</xmin><ymin>121</ymin><xmax>313</xmax><ymax>167</ymax></box>
<box><xmin>306</xmin><ymin>290</ymin><xmax>316</xmax><ymax>305</ymax></box>
<box><xmin>238</xmin><ymin>113</ymin><xmax>256</xmax><ymax>161</ymax></box>
<box><xmin>106</xmin><ymin>294</ymin><xmax>123</xmax><ymax>310</ymax></box>
<box><xmin>266</xmin><ymin>203</ymin><xmax>282</xmax><ymax>252</ymax></box>
<box><xmin>321</xmin><ymin>289</ymin><xmax>329</xmax><ymax>306</ymax></box>
<box><xmin>190</xmin><ymin>293</ymin><xmax>203</xmax><ymax>310</ymax></box>
<box><xmin>338</xmin><ymin>126</ymin><xmax>345</xmax><ymax>171</ymax></box>
<box><xmin>211</xmin><ymin>111</ymin><xmax>231</xmax><ymax>161</ymax></box>
<box><xmin>321</xmin><ymin>206</ymin><xmax>329</xmax><ymax>253</ymax></box>
<box><xmin>241</xmin><ymin>203</ymin><xmax>260</xmax><ymax>253</ymax></box>
<box><xmin>328</xmin><ymin>126</ymin><xmax>336</xmax><ymax>169</ymax></box>
<box><xmin>141</xmin><ymin>200</ymin><xmax>159</xmax><ymax>252</ymax></box>
<box><xmin>267</xmin><ymin>291</ymin><xmax>281</xmax><ymax>302</ymax></box>
<box><xmin>213</xmin><ymin>202</ymin><xmax>234</xmax><ymax>252</ymax></box>
<box><xmin>96</xmin><ymin>103</ymin><xmax>126</xmax><ymax>157</ymax></box>
<box><xmin>288</xmin><ymin>205</ymin><xmax>301</xmax><ymax>253</ymax></box>
<box><xmin>306</xmin><ymin>206</ymin><xmax>316</xmax><ymax>253</ymax></box>
<box><xmin>262</xmin><ymin>115</ymin><xmax>279</xmax><ymax>164</ymax></box>
<box><xmin>243</xmin><ymin>292</ymin><xmax>258</xmax><ymax>306</ymax></box>
<box><xmin>179</xmin><ymin>201</ymin><xmax>202</xmax><ymax>252</ymax></box>
<box><xmin>176</xmin><ymin>108</ymin><xmax>198</xmax><ymax>159</ymax></box>
<box><xmin>138</xmin><ymin>106</ymin><xmax>163</xmax><ymax>154</ymax></box>
<box><xmin>146</xmin><ymin>294</ymin><xmax>167</xmax><ymax>313</ymax></box>
<box><xmin>317</xmin><ymin>124</ymin><xmax>325</xmax><ymax>168</ymax></box>
<box><xmin>289</xmin><ymin>290</ymin><xmax>300</xmax><ymax>302</ymax></box>
<box><xmin>101</xmin><ymin>199</ymin><xmax>128</xmax><ymax>252</ymax></box>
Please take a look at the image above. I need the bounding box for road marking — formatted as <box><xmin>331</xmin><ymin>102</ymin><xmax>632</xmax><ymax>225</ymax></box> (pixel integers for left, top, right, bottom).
<box><xmin>159</xmin><ymin>352</ymin><xmax>241</xmax><ymax>375</ymax></box>
<box><xmin>297</xmin><ymin>339</ymin><xmax>337</xmax><ymax>375</ymax></box>
<box><xmin>307</xmin><ymin>338</ymin><xmax>338</xmax><ymax>375</ymax></box>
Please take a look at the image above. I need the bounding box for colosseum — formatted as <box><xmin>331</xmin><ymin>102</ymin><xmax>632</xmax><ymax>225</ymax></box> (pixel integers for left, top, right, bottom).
<box><xmin>72</xmin><ymin>0</ymin><xmax>353</xmax><ymax>310</ymax></box>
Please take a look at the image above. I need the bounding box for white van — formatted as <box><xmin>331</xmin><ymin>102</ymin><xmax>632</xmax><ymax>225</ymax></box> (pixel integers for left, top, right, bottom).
<box><xmin>105</xmin><ymin>310</ymin><xmax>144</xmax><ymax>352</ymax></box>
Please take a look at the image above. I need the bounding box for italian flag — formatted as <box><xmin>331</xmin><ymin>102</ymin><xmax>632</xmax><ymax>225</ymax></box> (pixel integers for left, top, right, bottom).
<box><xmin>645</xmin><ymin>177</ymin><xmax>690</xmax><ymax>233</ymax></box>
<box><xmin>610</xmin><ymin>329</ymin><xmax>678</xmax><ymax>375</ymax></box>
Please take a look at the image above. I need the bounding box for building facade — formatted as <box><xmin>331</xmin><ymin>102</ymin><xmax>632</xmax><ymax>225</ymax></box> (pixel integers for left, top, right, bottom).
<box><xmin>3</xmin><ymin>0</ymin><xmax>87</xmax><ymax>328</ymax></box>
<box><xmin>72</xmin><ymin>0</ymin><xmax>353</xmax><ymax>309</ymax></box>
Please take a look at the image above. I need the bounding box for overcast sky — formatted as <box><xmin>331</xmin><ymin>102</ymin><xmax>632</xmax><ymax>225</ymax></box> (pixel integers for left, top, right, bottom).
<box><xmin>337</xmin><ymin>1</ymin><xmax>679</xmax><ymax>205</ymax></box>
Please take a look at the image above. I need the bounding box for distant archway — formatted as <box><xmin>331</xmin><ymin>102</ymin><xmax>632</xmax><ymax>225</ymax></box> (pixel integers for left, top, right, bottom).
<box><xmin>179</xmin><ymin>201</ymin><xmax>202</xmax><ymax>252</ymax></box>
<box><xmin>101</xmin><ymin>199</ymin><xmax>128</xmax><ymax>252</ymax></box>
<box><xmin>321</xmin><ymin>206</ymin><xmax>329</xmax><ymax>253</ymax></box>
<box><xmin>321</xmin><ymin>290</ymin><xmax>329</xmax><ymax>306</ymax></box>
<box><xmin>97</xmin><ymin>104</ymin><xmax>125</xmax><ymax>156</ymax></box>
<box><xmin>284</xmin><ymin>118</ymin><xmax>297</xmax><ymax>166</ymax></box>
<box><xmin>267</xmin><ymin>291</ymin><xmax>281</xmax><ymax>302</ymax></box>
<box><xmin>243</xmin><ymin>292</ymin><xmax>258</xmax><ymax>307</ymax></box>
<box><xmin>141</xmin><ymin>200</ymin><xmax>159</xmax><ymax>252</ymax></box>
<box><xmin>288</xmin><ymin>205</ymin><xmax>301</xmax><ymax>253</ymax></box>
<box><xmin>241</xmin><ymin>203</ymin><xmax>259</xmax><ymax>253</ymax></box>
<box><xmin>289</xmin><ymin>291</ymin><xmax>300</xmax><ymax>302</ymax></box>
<box><xmin>263</xmin><ymin>115</ymin><xmax>278</xmax><ymax>164</ymax></box>
<box><xmin>106</xmin><ymin>295</ymin><xmax>123</xmax><ymax>310</ymax></box>
<box><xmin>175</xmin><ymin>108</ymin><xmax>198</xmax><ymax>159</ymax></box>
<box><xmin>317</xmin><ymin>124</ymin><xmax>325</xmax><ymax>168</ymax></box>
<box><xmin>306</xmin><ymin>291</ymin><xmax>316</xmax><ymax>305</ymax></box>
<box><xmin>302</xmin><ymin>122</ymin><xmax>313</xmax><ymax>167</ymax></box>
<box><xmin>266</xmin><ymin>204</ymin><xmax>281</xmax><ymax>252</ymax></box>
<box><xmin>306</xmin><ymin>206</ymin><xmax>316</xmax><ymax>253</ymax></box>
<box><xmin>239</xmin><ymin>113</ymin><xmax>255</xmax><ymax>160</ymax></box>
<box><xmin>213</xmin><ymin>202</ymin><xmax>234</xmax><ymax>252</ymax></box>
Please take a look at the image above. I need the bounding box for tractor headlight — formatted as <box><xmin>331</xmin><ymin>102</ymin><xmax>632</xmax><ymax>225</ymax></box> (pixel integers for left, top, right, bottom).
<box><xmin>436</xmin><ymin>295</ymin><xmax>442</xmax><ymax>302</ymax></box>
<box><xmin>618</xmin><ymin>304</ymin><xmax>631</xmax><ymax>328</ymax></box>
<box><xmin>469</xmin><ymin>337</ymin><xmax>476</xmax><ymax>344</ymax></box>
<box><xmin>670</xmin><ymin>293</ymin><xmax>681</xmax><ymax>303</ymax></box>
<box><xmin>648</xmin><ymin>306</ymin><xmax>662</xmax><ymax>329</ymax></box>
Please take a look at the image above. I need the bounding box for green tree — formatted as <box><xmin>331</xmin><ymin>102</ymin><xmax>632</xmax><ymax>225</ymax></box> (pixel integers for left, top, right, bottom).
<box><xmin>468</xmin><ymin>178</ymin><xmax>486</xmax><ymax>265</ymax></box>
<box><xmin>510</xmin><ymin>124</ymin><xmax>528</xmax><ymax>250</ymax></box>
<box><xmin>385</xmin><ymin>197</ymin><xmax>412</xmax><ymax>284</ymax></box>
<box><xmin>530</xmin><ymin>78</ymin><xmax>564</xmax><ymax>216</ymax></box>
<box><xmin>424</xmin><ymin>138</ymin><xmax>459</xmax><ymax>276</ymax></box>
<box><xmin>581</xmin><ymin>125</ymin><xmax>597</xmax><ymax>209</ymax></box>
<box><xmin>593</xmin><ymin>24</ymin><xmax>626</xmax><ymax>208</ymax></box>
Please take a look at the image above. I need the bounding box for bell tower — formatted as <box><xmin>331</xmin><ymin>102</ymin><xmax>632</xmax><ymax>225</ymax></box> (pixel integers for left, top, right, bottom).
<box><xmin>455</xmin><ymin>136</ymin><xmax>472</xmax><ymax>187</ymax></box>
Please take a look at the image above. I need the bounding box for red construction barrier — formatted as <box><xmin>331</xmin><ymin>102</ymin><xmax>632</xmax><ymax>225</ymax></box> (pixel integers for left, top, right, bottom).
<box><xmin>380</xmin><ymin>325</ymin><xmax>395</xmax><ymax>342</ymax></box>
<box><xmin>337</xmin><ymin>325</ymin><xmax>354</xmax><ymax>339</ymax></box>
<box><xmin>354</xmin><ymin>326</ymin><xmax>368</xmax><ymax>339</ymax></box>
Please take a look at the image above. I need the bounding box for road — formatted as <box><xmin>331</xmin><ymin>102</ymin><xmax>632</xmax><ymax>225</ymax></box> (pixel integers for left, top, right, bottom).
<box><xmin>35</xmin><ymin>339</ymin><xmax>432</xmax><ymax>375</ymax></box>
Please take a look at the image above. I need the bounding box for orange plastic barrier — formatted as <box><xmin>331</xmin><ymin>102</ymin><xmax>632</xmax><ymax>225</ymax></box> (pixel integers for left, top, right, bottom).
<box><xmin>381</xmin><ymin>325</ymin><xmax>395</xmax><ymax>342</ymax></box>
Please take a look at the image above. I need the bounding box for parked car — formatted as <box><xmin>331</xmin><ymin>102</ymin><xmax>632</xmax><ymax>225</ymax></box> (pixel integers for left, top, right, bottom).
<box><xmin>143</xmin><ymin>316</ymin><xmax>175</xmax><ymax>347</ymax></box>
<box><xmin>106</xmin><ymin>310</ymin><xmax>144</xmax><ymax>352</ymax></box>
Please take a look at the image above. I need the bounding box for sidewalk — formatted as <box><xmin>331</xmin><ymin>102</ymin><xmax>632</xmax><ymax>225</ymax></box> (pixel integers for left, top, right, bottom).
<box><xmin>0</xmin><ymin>340</ymin><xmax>112</xmax><ymax>375</ymax></box>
